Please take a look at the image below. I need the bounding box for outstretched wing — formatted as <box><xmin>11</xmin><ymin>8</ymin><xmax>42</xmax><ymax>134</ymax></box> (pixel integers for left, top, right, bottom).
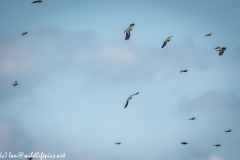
<box><xmin>162</xmin><ymin>41</ymin><xmax>167</xmax><ymax>48</ymax></box>
<box><xmin>219</xmin><ymin>50</ymin><xmax>224</xmax><ymax>56</ymax></box>
<box><xmin>131</xmin><ymin>92</ymin><xmax>139</xmax><ymax>96</ymax></box>
<box><xmin>129</xmin><ymin>23</ymin><xmax>135</xmax><ymax>27</ymax></box>
<box><xmin>124</xmin><ymin>98</ymin><xmax>129</xmax><ymax>108</ymax></box>
<box><xmin>125</xmin><ymin>30</ymin><xmax>130</xmax><ymax>40</ymax></box>
<box><xmin>165</xmin><ymin>36</ymin><xmax>173</xmax><ymax>41</ymax></box>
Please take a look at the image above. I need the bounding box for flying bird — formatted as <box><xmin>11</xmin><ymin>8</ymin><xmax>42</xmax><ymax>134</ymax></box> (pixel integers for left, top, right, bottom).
<box><xmin>225</xmin><ymin>129</ymin><xmax>232</xmax><ymax>132</ymax></box>
<box><xmin>27</xmin><ymin>157</ymin><xmax>33</xmax><ymax>160</ymax></box>
<box><xmin>205</xmin><ymin>33</ymin><xmax>212</xmax><ymax>37</ymax></box>
<box><xmin>214</xmin><ymin>46</ymin><xmax>227</xmax><ymax>56</ymax></box>
<box><xmin>31</xmin><ymin>0</ymin><xmax>42</xmax><ymax>4</ymax></box>
<box><xmin>124</xmin><ymin>23</ymin><xmax>135</xmax><ymax>40</ymax></box>
<box><xmin>124</xmin><ymin>92</ymin><xmax>139</xmax><ymax>109</ymax></box>
<box><xmin>162</xmin><ymin>36</ymin><xmax>173</xmax><ymax>48</ymax></box>
<box><xmin>213</xmin><ymin>144</ymin><xmax>221</xmax><ymax>147</ymax></box>
<box><xmin>12</xmin><ymin>81</ymin><xmax>19</xmax><ymax>87</ymax></box>
<box><xmin>21</xmin><ymin>32</ymin><xmax>28</xmax><ymax>36</ymax></box>
<box><xmin>180</xmin><ymin>70</ymin><xmax>188</xmax><ymax>73</ymax></box>
<box><xmin>115</xmin><ymin>142</ymin><xmax>121</xmax><ymax>145</ymax></box>
<box><xmin>218</xmin><ymin>47</ymin><xmax>227</xmax><ymax>56</ymax></box>
<box><xmin>181</xmin><ymin>142</ymin><xmax>188</xmax><ymax>145</ymax></box>
<box><xmin>188</xmin><ymin>117</ymin><xmax>196</xmax><ymax>120</ymax></box>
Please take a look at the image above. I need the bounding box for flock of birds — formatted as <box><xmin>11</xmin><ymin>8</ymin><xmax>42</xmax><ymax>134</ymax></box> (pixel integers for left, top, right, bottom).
<box><xmin>9</xmin><ymin>0</ymin><xmax>232</xmax><ymax>159</ymax></box>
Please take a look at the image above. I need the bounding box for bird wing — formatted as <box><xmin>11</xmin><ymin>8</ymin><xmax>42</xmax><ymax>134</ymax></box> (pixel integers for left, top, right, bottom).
<box><xmin>165</xmin><ymin>36</ymin><xmax>173</xmax><ymax>41</ymax></box>
<box><xmin>131</xmin><ymin>92</ymin><xmax>139</xmax><ymax>96</ymax></box>
<box><xmin>124</xmin><ymin>98</ymin><xmax>130</xmax><ymax>108</ymax></box>
<box><xmin>162</xmin><ymin>41</ymin><xmax>167</xmax><ymax>48</ymax></box>
<box><xmin>125</xmin><ymin>30</ymin><xmax>130</xmax><ymax>40</ymax></box>
<box><xmin>219</xmin><ymin>49</ymin><xmax>224</xmax><ymax>56</ymax></box>
<box><xmin>129</xmin><ymin>23</ymin><xmax>135</xmax><ymax>27</ymax></box>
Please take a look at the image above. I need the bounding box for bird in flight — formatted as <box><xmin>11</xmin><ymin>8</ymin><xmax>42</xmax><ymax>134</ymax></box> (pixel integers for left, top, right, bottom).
<box><xmin>115</xmin><ymin>142</ymin><xmax>121</xmax><ymax>145</ymax></box>
<box><xmin>205</xmin><ymin>33</ymin><xmax>212</xmax><ymax>37</ymax></box>
<box><xmin>12</xmin><ymin>81</ymin><xmax>19</xmax><ymax>87</ymax></box>
<box><xmin>162</xmin><ymin>36</ymin><xmax>173</xmax><ymax>48</ymax></box>
<box><xmin>31</xmin><ymin>0</ymin><xmax>42</xmax><ymax>4</ymax></box>
<box><xmin>124</xmin><ymin>23</ymin><xmax>135</xmax><ymax>40</ymax></box>
<box><xmin>215</xmin><ymin>46</ymin><xmax>227</xmax><ymax>56</ymax></box>
<box><xmin>124</xmin><ymin>92</ymin><xmax>139</xmax><ymax>109</ymax></box>
<box><xmin>181</xmin><ymin>142</ymin><xmax>188</xmax><ymax>145</ymax></box>
<box><xmin>21</xmin><ymin>32</ymin><xmax>28</xmax><ymax>36</ymax></box>
<box><xmin>213</xmin><ymin>144</ymin><xmax>221</xmax><ymax>147</ymax></box>
<box><xmin>188</xmin><ymin>117</ymin><xmax>196</xmax><ymax>120</ymax></box>
<box><xmin>218</xmin><ymin>47</ymin><xmax>227</xmax><ymax>56</ymax></box>
<box><xmin>27</xmin><ymin>157</ymin><xmax>33</xmax><ymax>160</ymax></box>
<box><xmin>225</xmin><ymin>129</ymin><xmax>232</xmax><ymax>132</ymax></box>
<box><xmin>180</xmin><ymin>70</ymin><xmax>188</xmax><ymax>73</ymax></box>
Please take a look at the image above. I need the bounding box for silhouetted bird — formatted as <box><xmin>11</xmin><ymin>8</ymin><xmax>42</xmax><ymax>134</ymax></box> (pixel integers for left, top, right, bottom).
<box><xmin>213</xmin><ymin>144</ymin><xmax>221</xmax><ymax>147</ymax></box>
<box><xmin>188</xmin><ymin>117</ymin><xmax>196</xmax><ymax>120</ymax></box>
<box><xmin>205</xmin><ymin>33</ymin><xmax>212</xmax><ymax>37</ymax></box>
<box><xmin>12</xmin><ymin>81</ymin><xmax>19</xmax><ymax>87</ymax></box>
<box><xmin>181</xmin><ymin>142</ymin><xmax>188</xmax><ymax>145</ymax></box>
<box><xmin>225</xmin><ymin>129</ymin><xmax>232</xmax><ymax>132</ymax></box>
<box><xmin>32</xmin><ymin>0</ymin><xmax>42</xmax><ymax>4</ymax></box>
<box><xmin>218</xmin><ymin>47</ymin><xmax>227</xmax><ymax>56</ymax></box>
<box><xmin>27</xmin><ymin>157</ymin><xmax>33</xmax><ymax>160</ymax></box>
<box><xmin>21</xmin><ymin>32</ymin><xmax>28</xmax><ymax>36</ymax></box>
<box><xmin>115</xmin><ymin>142</ymin><xmax>121</xmax><ymax>145</ymax></box>
<box><xmin>214</xmin><ymin>46</ymin><xmax>227</xmax><ymax>56</ymax></box>
<box><xmin>124</xmin><ymin>92</ymin><xmax>139</xmax><ymax>109</ymax></box>
<box><xmin>162</xmin><ymin>36</ymin><xmax>173</xmax><ymax>48</ymax></box>
<box><xmin>124</xmin><ymin>23</ymin><xmax>135</xmax><ymax>40</ymax></box>
<box><xmin>180</xmin><ymin>70</ymin><xmax>188</xmax><ymax>73</ymax></box>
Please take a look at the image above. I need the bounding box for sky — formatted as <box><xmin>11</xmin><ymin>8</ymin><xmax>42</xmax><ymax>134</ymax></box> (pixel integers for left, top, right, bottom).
<box><xmin>0</xmin><ymin>0</ymin><xmax>240</xmax><ymax>160</ymax></box>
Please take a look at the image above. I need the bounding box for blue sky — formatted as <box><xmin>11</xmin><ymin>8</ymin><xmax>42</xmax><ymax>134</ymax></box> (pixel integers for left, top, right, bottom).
<box><xmin>1</xmin><ymin>0</ymin><xmax>240</xmax><ymax>160</ymax></box>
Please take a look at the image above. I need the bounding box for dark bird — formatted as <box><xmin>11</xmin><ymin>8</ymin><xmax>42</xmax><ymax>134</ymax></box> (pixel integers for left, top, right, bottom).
<box><xmin>12</xmin><ymin>81</ymin><xmax>19</xmax><ymax>87</ymax></box>
<box><xmin>21</xmin><ymin>32</ymin><xmax>28</xmax><ymax>36</ymax></box>
<box><xmin>161</xmin><ymin>36</ymin><xmax>173</xmax><ymax>48</ymax></box>
<box><xmin>214</xmin><ymin>46</ymin><xmax>227</xmax><ymax>56</ymax></box>
<box><xmin>225</xmin><ymin>129</ymin><xmax>232</xmax><ymax>132</ymax></box>
<box><xmin>181</xmin><ymin>142</ymin><xmax>188</xmax><ymax>145</ymax></box>
<box><xmin>124</xmin><ymin>23</ymin><xmax>135</xmax><ymax>40</ymax></box>
<box><xmin>124</xmin><ymin>92</ymin><xmax>139</xmax><ymax>109</ymax></box>
<box><xmin>213</xmin><ymin>144</ymin><xmax>221</xmax><ymax>147</ymax></box>
<box><xmin>31</xmin><ymin>0</ymin><xmax>42</xmax><ymax>4</ymax></box>
<box><xmin>188</xmin><ymin>117</ymin><xmax>196</xmax><ymax>120</ymax></box>
<box><xmin>205</xmin><ymin>33</ymin><xmax>212</xmax><ymax>37</ymax></box>
<box><xmin>180</xmin><ymin>70</ymin><xmax>188</xmax><ymax>73</ymax></box>
<box><xmin>218</xmin><ymin>47</ymin><xmax>227</xmax><ymax>56</ymax></box>
<box><xmin>27</xmin><ymin>157</ymin><xmax>33</xmax><ymax>160</ymax></box>
<box><xmin>115</xmin><ymin>142</ymin><xmax>121</xmax><ymax>145</ymax></box>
